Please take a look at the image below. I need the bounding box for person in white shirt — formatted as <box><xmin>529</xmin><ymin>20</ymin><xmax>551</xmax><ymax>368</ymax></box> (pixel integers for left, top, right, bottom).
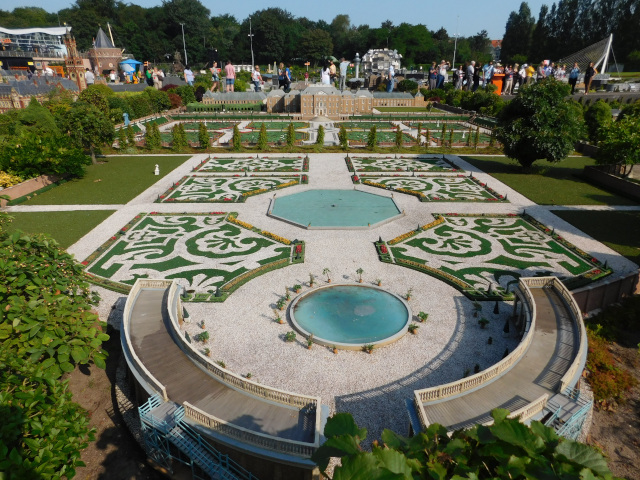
<box><xmin>251</xmin><ymin>65</ymin><xmax>263</xmax><ymax>92</ymax></box>
<box><xmin>184</xmin><ymin>66</ymin><xmax>195</xmax><ymax>86</ymax></box>
<box><xmin>84</xmin><ymin>68</ymin><xmax>95</xmax><ymax>85</ymax></box>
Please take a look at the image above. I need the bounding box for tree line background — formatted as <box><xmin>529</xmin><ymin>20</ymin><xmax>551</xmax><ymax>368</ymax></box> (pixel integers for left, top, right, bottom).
<box><xmin>0</xmin><ymin>0</ymin><xmax>495</xmax><ymax>68</ymax></box>
<box><xmin>1</xmin><ymin>0</ymin><xmax>639</xmax><ymax>70</ymax></box>
<box><xmin>502</xmin><ymin>0</ymin><xmax>640</xmax><ymax>69</ymax></box>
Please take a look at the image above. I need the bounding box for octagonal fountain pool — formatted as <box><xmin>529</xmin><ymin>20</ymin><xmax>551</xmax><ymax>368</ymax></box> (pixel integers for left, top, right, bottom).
<box><xmin>289</xmin><ymin>284</ymin><xmax>411</xmax><ymax>350</ymax></box>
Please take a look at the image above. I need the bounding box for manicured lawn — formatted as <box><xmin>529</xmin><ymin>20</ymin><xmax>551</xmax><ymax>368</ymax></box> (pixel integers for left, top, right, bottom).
<box><xmin>460</xmin><ymin>156</ymin><xmax>639</xmax><ymax>206</ymax></box>
<box><xmin>5</xmin><ymin>210</ymin><xmax>115</xmax><ymax>249</ymax></box>
<box><xmin>20</xmin><ymin>156</ymin><xmax>189</xmax><ymax>205</ymax></box>
<box><xmin>551</xmin><ymin>210</ymin><xmax>640</xmax><ymax>266</ymax></box>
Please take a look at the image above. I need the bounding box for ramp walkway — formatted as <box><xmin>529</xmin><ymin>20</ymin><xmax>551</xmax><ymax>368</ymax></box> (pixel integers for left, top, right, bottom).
<box><xmin>122</xmin><ymin>279</ymin><xmax>321</xmax><ymax>462</ymax></box>
<box><xmin>414</xmin><ymin>277</ymin><xmax>589</xmax><ymax>433</ymax></box>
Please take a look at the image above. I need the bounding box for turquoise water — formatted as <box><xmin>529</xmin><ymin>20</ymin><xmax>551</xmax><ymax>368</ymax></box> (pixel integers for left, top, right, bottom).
<box><xmin>271</xmin><ymin>189</ymin><xmax>400</xmax><ymax>227</ymax></box>
<box><xmin>291</xmin><ymin>285</ymin><xmax>409</xmax><ymax>344</ymax></box>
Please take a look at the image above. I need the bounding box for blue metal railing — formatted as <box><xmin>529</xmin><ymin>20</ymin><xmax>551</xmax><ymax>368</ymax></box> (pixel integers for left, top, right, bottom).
<box><xmin>173</xmin><ymin>406</ymin><xmax>257</xmax><ymax>480</ymax></box>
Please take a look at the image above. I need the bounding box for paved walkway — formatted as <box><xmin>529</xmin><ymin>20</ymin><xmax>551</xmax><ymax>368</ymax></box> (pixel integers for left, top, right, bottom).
<box><xmin>421</xmin><ymin>286</ymin><xmax>577</xmax><ymax>430</ymax></box>
<box><xmin>128</xmin><ymin>287</ymin><xmax>315</xmax><ymax>442</ymax></box>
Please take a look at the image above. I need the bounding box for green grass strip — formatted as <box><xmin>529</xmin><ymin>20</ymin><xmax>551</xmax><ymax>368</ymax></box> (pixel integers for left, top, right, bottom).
<box><xmin>19</xmin><ymin>156</ymin><xmax>190</xmax><ymax>205</ymax></box>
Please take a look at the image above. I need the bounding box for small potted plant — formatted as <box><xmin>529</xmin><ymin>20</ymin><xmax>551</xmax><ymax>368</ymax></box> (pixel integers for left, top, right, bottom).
<box><xmin>202</xmin><ymin>347</ymin><xmax>211</xmax><ymax>357</ymax></box>
<box><xmin>408</xmin><ymin>324</ymin><xmax>419</xmax><ymax>334</ymax></box>
<box><xmin>245</xmin><ymin>372</ymin><xmax>252</xmax><ymax>379</ymax></box>
<box><xmin>332</xmin><ymin>345</ymin><xmax>338</xmax><ymax>354</ymax></box>
<box><xmin>323</xmin><ymin>267</ymin><xmax>331</xmax><ymax>283</ymax></box>
<box><xmin>285</xmin><ymin>331</ymin><xmax>296</xmax><ymax>342</ymax></box>
<box><xmin>273</xmin><ymin>309</ymin><xmax>284</xmax><ymax>324</ymax></box>
<box><xmin>307</xmin><ymin>334</ymin><xmax>314</xmax><ymax>349</ymax></box>
<box><xmin>309</xmin><ymin>273</ymin><xmax>315</xmax><ymax>286</ymax></box>
<box><xmin>284</xmin><ymin>288</ymin><xmax>291</xmax><ymax>300</ymax></box>
<box><xmin>405</xmin><ymin>288</ymin><xmax>413</xmax><ymax>301</ymax></box>
<box><xmin>375</xmin><ymin>278</ymin><xmax>382</xmax><ymax>286</ymax></box>
<box><xmin>363</xmin><ymin>344</ymin><xmax>374</xmax><ymax>354</ymax></box>
<box><xmin>198</xmin><ymin>320</ymin><xmax>205</xmax><ymax>329</ymax></box>
<box><xmin>276</xmin><ymin>298</ymin><xmax>286</xmax><ymax>311</ymax></box>
<box><xmin>216</xmin><ymin>360</ymin><xmax>226</xmax><ymax>368</ymax></box>
<box><xmin>417</xmin><ymin>311</ymin><xmax>429</xmax><ymax>322</ymax></box>
<box><xmin>356</xmin><ymin>267</ymin><xmax>364</xmax><ymax>283</ymax></box>
<box><xmin>293</xmin><ymin>283</ymin><xmax>302</xmax><ymax>293</ymax></box>
<box><xmin>478</xmin><ymin>317</ymin><xmax>489</xmax><ymax>329</ymax></box>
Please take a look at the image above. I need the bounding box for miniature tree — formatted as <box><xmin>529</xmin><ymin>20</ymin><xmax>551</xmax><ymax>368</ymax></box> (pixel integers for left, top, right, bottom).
<box><xmin>171</xmin><ymin>123</ymin><xmax>188</xmax><ymax>151</ymax></box>
<box><xmin>356</xmin><ymin>267</ymin><xmax>364</xmax><ymax>283</ymax></box>
<box><xmin>473</xmin><ymin>127</ymin><xmax>480</xmax><ymax>150</ymax></box>
<box><xmin>232</xmin><ymin>124</ymin><xmax>241</xmax><ymax>151</ymax></box>
<box><xmin>416</xmin><ymin>122</ymin><xmax>422</xmax><ymax>144</ymax></box>
<box><xmin>316</xmin><ymin>125</ymin><xmax>325</xmax><ymax>146</ymax></box>
<box><xmin>367</xmin><ymin>125</ymin><xmax>377</xmax><ymax>149</ymax></box>
<box><xmin>258</xmin><ymin>123</ymin><xmax>268</xmax><ymax>150</ymax></box>
<box><xmin>395</xmin><ymin>125</ymin><xmax>403</xmax><ymax>149</ymax></box>
<box><xmin>323</xmin><ymin>267</ymin><xmax>331</xmax><ymax>282</ymax></box>
<box><xmin>126</xmin><ymin>125</ymin><xmax>135</xmax><ymax>146</ymax></box>
<box><xmin>145</xmin><ymin>122</ymin><xmax>161</xmax><ymax>150</ymax></box>
<box><xmin>198</xmin><ymin>122</ymin><xmax>209</xmax><ymax>149</ymax></box>
<box><xmin>286</xmin><ymin>122</ymin><xmax>295</xmax><ymax>147</ymax></box>
<box><xmin>441</xmin><ymin>122</ymin><xmax>447</xmax><ymax>146</ymax></box>
<box><xmin>118</xmin><ymin>128</ymin><xmax>128</xmax><ymax>149</ymax></box>
<box><xmin>338</xmin><ymin>124</ymin><xmax>348</xmax><ymax>150</ymax></box>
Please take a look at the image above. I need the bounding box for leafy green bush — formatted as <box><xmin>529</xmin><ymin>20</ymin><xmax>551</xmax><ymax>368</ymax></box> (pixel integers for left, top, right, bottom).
<box><xmin>397</xmin><ymin>79</ymin><xmax>418</xmax><ymax>93</ymax></box>
<box><xmin>127</xmin><ymin>94</ymin><xmax>154</xmax><ymax>119</ymax></box>
<box><xmin>312</xmin><ymin>411</ymin><xmax>614</xmax><ymax>479</ymax></box>
<box><xmin>176</xmin><ymin>85</ymin><xmax>196</xmax><ymax>106</ymax></box>
<box><xmin>0</xmin><ymin>133</ymin><xmax>90</xmax><ymax>178</ymax></box>
<box><xmin>143</xmin><ymin>87</ymin><xmax>171</xmax><ymax>113</ymax></box>
<box><xmin>0</xmin><ymin>348</ymin><xmax>94</xmax><ymax>479</ymax></box>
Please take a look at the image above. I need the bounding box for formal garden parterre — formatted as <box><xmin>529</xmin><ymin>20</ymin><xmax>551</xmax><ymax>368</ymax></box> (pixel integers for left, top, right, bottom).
<box><xmin>194</xmin><ymin>155</ymin><xmax>309</xmax><ymax>172</ymax></box>
<box><xmin>157</xmin><ymin>174</ymin><xmax>308</xmax><ymax>203</ymax></box>
<box><xmin>83</xmin><ymin>212</ymin><xmax>303</xmax><ymax>301</ymax></box>
<box><xmin>346</xmin><ymin>155</ymin><xmax>461</xmax><ymax>173</ymax></box>
<box><xmin>353</xmin><ymin>174</ymin><xmax>508</xmax><ymax>202</ymax></box>
<box><xmin>382</xmin><ymin>213</ymin><xmax>612</xmax><ymax>300</ymax></box>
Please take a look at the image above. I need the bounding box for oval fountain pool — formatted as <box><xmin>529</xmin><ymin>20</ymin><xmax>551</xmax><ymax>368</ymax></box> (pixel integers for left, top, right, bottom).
<box><xmin>290</xmin><ymin>284</ymin><xmax>411</xmax><ymax>349</ymax></box>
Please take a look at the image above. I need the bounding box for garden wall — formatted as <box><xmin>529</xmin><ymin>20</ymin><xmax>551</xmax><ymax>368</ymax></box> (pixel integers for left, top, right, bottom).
<box><xmin>572</xmin><ymin>271</ymin><xmax>639</xmax><ymax>313</ymax></box>
<box><xmin>582</xmin><ymin>165</ymin><xmax>640</xmax><ymax>202</ymax></box>
<box><xmin>0</xmin><ymin>174</ymin><xmax>62</xmax><ymax>207</ymax></box>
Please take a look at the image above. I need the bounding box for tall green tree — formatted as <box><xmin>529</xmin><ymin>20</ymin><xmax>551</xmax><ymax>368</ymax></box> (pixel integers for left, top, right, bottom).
<box><xmin>338</xmin><ymin>124</ymin><xmax>348</xmax><ymax>150</ymax></box>
<box><xmin>61</xmin><ymin>103</ymin><xmax>115</xmax><ymax>164</ymax></box>
<box><xmin>198</xmin><ymin>122</ymin><xmax>210</xmax><ymax>149</ymax></box>
<box><xmin>145</xmin><ymin>123</ymin><xmax>161</xmax><ymax>150</ymax></box>
<box><xmin>597</xmin><ymin>114</ymin><xmax>640</xmax><ymax>174</ymax></box>
<box><xmin>232</xmin><ymin>124</ymin><xmax>241</xmax><ymax>151</ymax></box>
<box><xmin>367</xmin><ymin>125</ymin><xmax>377</xmax><ymax>149</ymax></box>
<box><xmin>286</xmin><ymin>122</ymin><xmax>295</xmax><ymax>147</ymax></box>
<box><xmin>299</xmin><ymin>29</ymin><xmax>334</xmax><ymax>64</ymax></box>
<box><xmin>584</xmin><ymin>100</ymin><xmax>612</xmax><ymax>143</ymax></box>
<box><xmin>171</xmin><ymin>123</ymin><xmax>188</xmax><ymax>150</ymax></box>
<box><xmin>495</xmin><ymin>79</ymin><xmax>585</xmax><ymax>170</ymax></box>
<box><xmin>315</xmin><ymin>125</ymin><xmax>325</xmax><ymax>146</ymax></box>
<box><xmin>501</xmin><ymin>2</ymin><xmax>535</xmax><ymax>63</ymax></box>
<box><xmin>257</xmin><ymin>123</ymin><xmax>268</xmax><ymax>150</ymax></box>
<box><xmin>395</xmin><ymin>125</ymin><xmax>403</xmax><ymax>149</ymax></box>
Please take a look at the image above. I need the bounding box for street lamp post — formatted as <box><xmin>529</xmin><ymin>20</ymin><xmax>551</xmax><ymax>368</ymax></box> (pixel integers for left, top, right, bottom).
<box><xmin>452</xmin><ymin>16</ymin><xmax>459</xmax><ymax>68</ymax></box>
<box><xmin>180</xmin><ymin>23</ymin><xmax>188</xmax><ymax>66</ymax></box>
<box><xmin>248</xmin><ymin>17</ymin><xmax>255</xmax><ymax>68</ymax></box>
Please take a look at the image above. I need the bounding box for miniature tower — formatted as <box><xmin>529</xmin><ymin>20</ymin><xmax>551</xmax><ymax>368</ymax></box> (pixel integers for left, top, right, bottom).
<box><xmin>64</xmin><ymin>30</ymin><xmax>87</xmax><ymax>91</ymax></box>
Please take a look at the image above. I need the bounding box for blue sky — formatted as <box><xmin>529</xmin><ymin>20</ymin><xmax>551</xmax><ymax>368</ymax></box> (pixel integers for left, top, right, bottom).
<box><xmin>3</xmin><ymin>0</ymin><xmax>548</xmax><ymax>39</ymax></box>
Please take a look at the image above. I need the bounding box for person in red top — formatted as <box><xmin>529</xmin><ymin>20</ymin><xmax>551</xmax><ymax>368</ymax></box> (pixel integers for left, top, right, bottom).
<box><xmin>224</xmin><ymin>60</ymin><xmax>235</xmax><ymax>93</ymax></box>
